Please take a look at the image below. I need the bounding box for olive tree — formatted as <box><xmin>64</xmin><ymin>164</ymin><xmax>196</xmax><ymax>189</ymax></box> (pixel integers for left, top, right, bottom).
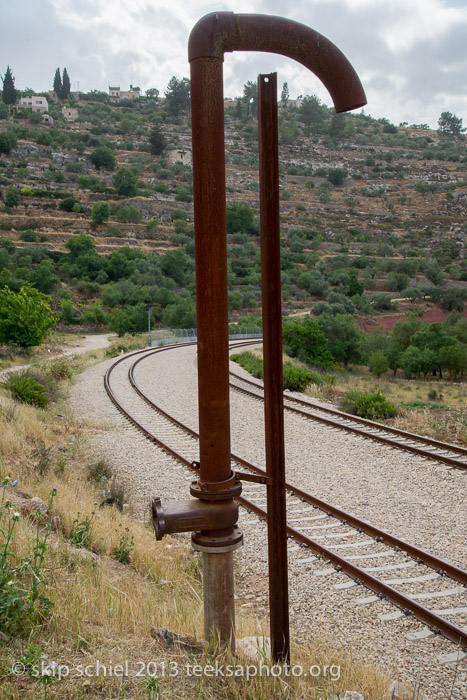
<box><xmin>0</xmin><ymin>286</ymin><xmax>57</xmax><ymax>346</ymax></box>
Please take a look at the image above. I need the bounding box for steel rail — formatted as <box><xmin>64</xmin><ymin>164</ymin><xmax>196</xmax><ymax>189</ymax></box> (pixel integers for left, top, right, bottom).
<box><xmin>229</xmin><ymin>370</ymin><xmax>467</xmax><ymax>471</ymax></box>
<box><xmin>231</xmin><ymin>369</ymin><xmax>467</xmax><ymax>457</ymax></box>
<box><xmin>239</xmin><ymin>496</ymin><xmax>467</xmax><ymax>650</ymax></box>
<box><xmin>126</xmin><ymin>344</ymin><xmax>467</xmax><ymax>586</ymax></box>
<box><xmin>104</xmin><ymin>344</ymin><xmax>467</xmax><ymax>650</ymax></box>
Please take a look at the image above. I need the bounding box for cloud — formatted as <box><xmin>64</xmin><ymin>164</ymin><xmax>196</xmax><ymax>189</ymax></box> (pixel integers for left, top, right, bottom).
<box><xmin>2</xmin><ymin>0</ymin><xmax>467</xmax><ymax>127</ymax></box>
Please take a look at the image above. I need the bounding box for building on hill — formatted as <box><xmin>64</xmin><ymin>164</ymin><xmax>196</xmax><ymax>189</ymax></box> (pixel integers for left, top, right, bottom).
<box><xmin>167</xmin><ymin>147</ymin><xmax>192</xmax><ymax>166</ymax></box>
<box><xmin>284</xmin><ymin>98</ymin><xmax>303</xmax><ymax>109</ymax></box>
<box><xmin>48</xmin><ymin>90</ymin><xmax>80</xmax><ymax>103</ymax></box>
<box><xmin>42</xmin><ymin>114</ymin><xmax>54</xmax><ymax>126</ymax></box>
<box><xmin>62</xmin><ymin>107</ymin><xmax>78</xmax><ymax>121</ymax></box>
<box><xmin>109</xmin><ymin>85</ymin><xmax>141</xmax><ymax>103</ymax></box>
<box><xmin>19</xmin><ymin>96</ymin><xmax>49</xmax><ymax>113</ymax></box>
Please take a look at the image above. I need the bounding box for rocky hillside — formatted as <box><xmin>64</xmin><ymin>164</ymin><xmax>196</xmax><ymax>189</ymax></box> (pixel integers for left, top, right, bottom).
<box><xmin>0</xmin><ymin>92</ymin><xmax>466</xmax><ymax>330</ymax></box>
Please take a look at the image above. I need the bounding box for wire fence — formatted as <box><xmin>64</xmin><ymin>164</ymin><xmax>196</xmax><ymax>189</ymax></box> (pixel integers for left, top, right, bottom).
<box><xmin>150</xmin><ymin>327</ymin><xmax>262</xmax><ymax>347</ymax></box>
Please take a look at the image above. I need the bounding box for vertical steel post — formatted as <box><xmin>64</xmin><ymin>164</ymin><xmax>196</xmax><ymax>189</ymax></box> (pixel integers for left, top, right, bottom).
<box><xmin>187</xmin><ymin>9</ymin><xmax>366</xmax><ymax>657</ymax></box>
<box><xmin>258</xmin><ymin>72</ymin><xmax>290</xmax><ymax>663</ymax></box>
<box><xmin>190</xmin><ymin>56</ymin><xmax>238</xmax><ymax>646</ymax></box>
<box><xmin>190</xmin><ymin>56</ymin><xmax>232</xmax><ymax>488</ymax></box>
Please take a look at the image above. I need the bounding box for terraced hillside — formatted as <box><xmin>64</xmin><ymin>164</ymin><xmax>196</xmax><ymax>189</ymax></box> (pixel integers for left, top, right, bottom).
<box><xmin>0</xmin><ymin>92</ymin><xmax>466</xmax><ymax>329</ymax></box>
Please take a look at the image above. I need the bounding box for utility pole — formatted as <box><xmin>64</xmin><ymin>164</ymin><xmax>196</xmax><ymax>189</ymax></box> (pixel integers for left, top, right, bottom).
<box><xmin>145</xmin><ymin>303</ymin><xmax>152</xmax><ymax>346</ymax></box>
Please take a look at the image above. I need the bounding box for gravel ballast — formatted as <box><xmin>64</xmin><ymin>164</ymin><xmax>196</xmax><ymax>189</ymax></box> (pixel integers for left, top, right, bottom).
<box><xmin>69</xmin><ymin>344</ymin><xmax>467</xmax><ymax>700</ymax></box>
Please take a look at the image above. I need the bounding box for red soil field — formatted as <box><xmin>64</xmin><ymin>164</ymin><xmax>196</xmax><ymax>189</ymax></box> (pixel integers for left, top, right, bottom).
<box><xmin>360</xmin><ymin>307</ymin><xmax>467</xmax><ymax>332</ymax></box>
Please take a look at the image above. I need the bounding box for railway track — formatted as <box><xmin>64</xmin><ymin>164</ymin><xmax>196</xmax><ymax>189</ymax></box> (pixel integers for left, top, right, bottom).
<box><xmin>104</xmin><ymin>343</ymin><xmax>467</xmax><ymax>658</ymax></box>
<box><xmin>229</xmin><ymin>367</ymin><xmax>467</xmax><ymax>472</ymax></box>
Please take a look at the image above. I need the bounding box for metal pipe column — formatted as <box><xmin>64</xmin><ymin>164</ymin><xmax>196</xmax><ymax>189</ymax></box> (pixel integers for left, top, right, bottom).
<box><xmin>258</xmin><ymin>72</ymin><xmax>290</xmax><ymax>663</ymax></box>
<box><xmin>190</xmin><ymin>56</ymin><xmax>232</xmax><ymax>488</ymax></box>
<box><xmin>188</xmin><ymin>9</ymin><xmax>366</xmax><ymax>653</ymax></box>
<box><xmin>190</xmin><ymin>55</ymin><xmax>238</xmax><ymax>646</ymax></box>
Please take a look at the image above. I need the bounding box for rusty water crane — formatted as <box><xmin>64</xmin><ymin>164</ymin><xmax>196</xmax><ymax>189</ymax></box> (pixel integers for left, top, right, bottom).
<box><xmin>152</xmin><ymin>11</ymin><xmax>366</xmax><ymax>661</ymax></box>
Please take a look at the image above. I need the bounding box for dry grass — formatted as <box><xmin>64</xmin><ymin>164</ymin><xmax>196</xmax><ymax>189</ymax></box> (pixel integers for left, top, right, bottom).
<box><xmin>0</xmin><ymin>332</ymin><xmax>89</xmax><ymax>371</ymax></box>
<box><xmin>0</xmin><ymin>352</ymin><xmax>423</xmax><ymax>700</ymax></box>
<box><xmin>302</xmin><ymin>366</ymin><xmax>467</xmax><ymax>445</ymax></box>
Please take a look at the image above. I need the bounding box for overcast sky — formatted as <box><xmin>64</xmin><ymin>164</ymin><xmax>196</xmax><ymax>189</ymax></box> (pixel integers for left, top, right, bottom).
<box><xmin>3</xmin><ymin>0</ymin><xmax>467</xmax><ymax>128</ymax></box>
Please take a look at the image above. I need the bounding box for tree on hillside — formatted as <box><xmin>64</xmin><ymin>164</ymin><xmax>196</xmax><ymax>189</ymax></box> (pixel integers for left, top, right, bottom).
<box><xmin>62</xmin><ymin>68</ymin><xmax>71</xmax><ymax>99</ymax></box>
<box><xmin>410</xmin><ymin>322</ymin><xmax>456</xmax><ymax>378</ymax></box>
<box><xmin>91</xmin><ymin>201</ymin><xmax>110</xmax><ymax>225</ymax></box>
<box><xmin>145</xmin><ymin>88</ymin><xmax>159</xmax><ymax>100</ymax></box>
<box><xmin>329</xmin><ymin>112</ymin><xmax>346</xmax><ymax>139</ymax></box>
<box><xmin>0</xmin><ymin>286</ymin><xmax>57</xmax><ymax>347</ymax></box>
<box><xmin>0</xmin><ymin>131</ymin><xmax>16</xmax><ymax>154</ymax></box>
<box><xmin>438</xmin><ymin>342</ymin><xmax>467</xmax><ymax>379</ymax></box>
<box><xmin>164</xmin><ymin>76</ymin><xmax>190</xmax><ymax>116</ymax></box>
<box><xmin>148</xmin><ymin>123</ymin><xmax>166</xmax><ymax>155</ymax></box>
<box><xmin>282</xmin><ymin>317</ymin><xmax>334</xmax><ymax>368</ymax></box>
<box><xmin>65</xmin><ymin>233</ymin><xmax>96</xmax><ymax>258</ymax></box>
<box><xmin>2</xmin><ymin>66</ymin><xmax>17</xmax><ymax>115</ymax></box>
<box><xmin>242</xmin><ymin>81</ymin><xmax>257</xmax><ymax>119</ymax></box>
<box><xmin>53</xmin><ymin>68</ymin><xmax>62</xmax><ymax>96</ymax></box>
<box><xmin>90</xmin><ymin>146</ymin><xmax>116</xmax><ymax>170</ymax></box>
<box><xmin>299</xmin><ymin>95</ymin><xmax>327</xmax><ymax>134</ymax></box>
<box><xmin>438</xmin><ymin>111</ymin><xmax>465</xmax><ymax>136</ymax></box>
<box><xmin>113</xmin><ymin>168</ymin><xmax>138</xmax><ymax>196</ymax></box>
<box><xmin>226</xmin><ymin>202</ymin><xmax>256</xmax><ymax>235</ymax></box>
<box><xmin>368</xmin><ymin>350</ymin><xmax>389</xmax><ymax>377</ymax></box>
<box><xmin>316</xmin><ymin>313</ymin><xmax>361</xmax><ymax>367</ymax></box>
<box><xmin>327</xmin><ymin>168</ymin><xmax>348</xmax><ymax>186</ymax></box>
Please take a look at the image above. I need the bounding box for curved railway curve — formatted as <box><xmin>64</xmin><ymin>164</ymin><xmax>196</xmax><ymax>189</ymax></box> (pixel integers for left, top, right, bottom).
<box><xmin>104</xmin><ymin>343</ymin><xmax>467</xmax><ymax>655</ymax></box>
<box><xmin>229</xmin><ymin>366</ymin><xmax>467</xmax><ymax>472</ymax></box>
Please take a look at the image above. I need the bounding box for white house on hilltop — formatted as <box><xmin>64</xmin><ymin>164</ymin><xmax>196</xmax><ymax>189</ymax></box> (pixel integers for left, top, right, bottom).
<box><xmin>19</xmin><ymin>96</ymin><xmax>49</xmax><ymax>113</ymax></box>
<box><xmin>109</xmin><ymin>85</ymin><xmax>141</xmax><ymax>103</ymax></box>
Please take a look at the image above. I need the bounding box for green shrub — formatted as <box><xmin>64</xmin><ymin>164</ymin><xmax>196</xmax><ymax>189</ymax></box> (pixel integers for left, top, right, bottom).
<box><xmin>341</xmin><ymin>390</ymin><xmax>398</xmax><ymax>420</ymax></box>
<box><xmin>115</xmin><ymin>204</ymin><xmax>142</xmax><ymax>223</ymax></box>
<box><xmin>69</xmin><ymin>512</ymin><xmax>94</xmax><ymax>548</ymax></box>
<box><xmin>282</xmin><ymin>363</ymin><xmax>313</xmax><ymax>391</ymax></box>
<box><xmin>0</xmin><ymin>479</ymin><xmax>55</xmax><ymax>637</ymax></box>
<box><xmin>146</xmin><ymin>219</ymin><xmax>158</xmax><ymax>235</ymax></box>
<box><xmin>0</xmin><ymin>287</ymin><xmax>57</xmax><ymax>346</ymax></box>
<box><xmin>106</xmin><ymin>223</ymin><xmax>122</xmax><ymax>237</ymax></box>
<box><xmin>113</xmin><ymin>524</ymin><xmax>134</xmax><ymax>564</ymax></box>
<box><xmin>230</xmin><ymin>351</ymin><xmax>263</xmax><ymax>379</ymax></box>
<box><xmin>368</xmin><ymin>350</ymin><xmax>389</xmax><ymax>377</ymax></box>
<box><xmin>171</xmin><ymin>208</ymin><xmax>188</xmax><ymax>222</ymax></box>
<box><xmin>47</xmin><ymin>358</ymin><xmax>73</xmax><ymax>381</ymax></box>
<box><xmin>87</xmin><ymin>459</ymin><xmax>112</xmax><ymax>483</ymax></box>
<box><xmin>2</xmin><ymin>370</ymin><xmax>49</xmax><ymax>407</ymax></box>
<box><xmin>19</xmin><ymin>229</ymin><xmax>39</xmax><ymax>242</ymax></box>
<box><xmin>91</xmin><ymin>200</ymin><xmax>110</xmax><ymax>224</ymax></box>
<box><xmin>327</xmin><ymin>168</ymin><xmax>348</xmax><ymax>186</ymax></box>
<box><xmin>4</xmin><ymin>186</ymin><xmax>20</xmax><ymax>208</ymax></box>
<box><xmin>0</xmin><ymin>131</ymin><xmax>17</xmax><ymax>154</ymax></box>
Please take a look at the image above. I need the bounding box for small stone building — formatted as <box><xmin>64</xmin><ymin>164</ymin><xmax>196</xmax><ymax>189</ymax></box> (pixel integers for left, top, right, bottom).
<box><xmin>167</xmin><ymin>148</ymin><xmax>192</xmax><ymax>166</ymax></box>
<box><xmin>62</xmin><ymin>107</ymin><xmax>78</xmax><ymax>121</ymax></box>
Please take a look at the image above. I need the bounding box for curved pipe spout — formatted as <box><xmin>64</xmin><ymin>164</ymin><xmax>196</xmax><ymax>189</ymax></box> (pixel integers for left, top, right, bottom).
<box><xmin>190</xmin><ymin>12</ymin><xmax>365</xmax><ymax>491</ymax></box>
<box><xmin>188</xmin><ymin>10</ymin><xmax>366</xmax><ymax>654</ymax></box>
<box><xmin>189</xmin><ymin>11</ymin><xmax>366</xmax><ymax>112</ymax></box>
